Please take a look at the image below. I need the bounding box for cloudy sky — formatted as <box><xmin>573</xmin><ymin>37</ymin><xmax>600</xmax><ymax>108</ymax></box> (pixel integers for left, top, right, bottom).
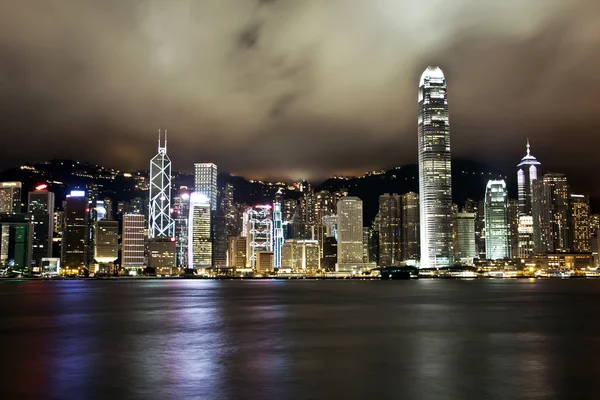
<box><xmin>1</xmin><ymin>0</ymin><xmax>599</xmax><ymax>192</ymax></box>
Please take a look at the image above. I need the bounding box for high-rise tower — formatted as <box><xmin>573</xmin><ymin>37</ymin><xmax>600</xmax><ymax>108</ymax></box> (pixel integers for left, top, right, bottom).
<box><xmin>517</xmin><ymin>139</ymin><xmax>541</xmax><ymax>216</ymax></box>
<box><xmin>194</xmin><ymin>163</ymin><xmax>218</xmax><ymax>211</ymax></box>
<box><xmin>418</xmin><ymin>66</ymin><xmax>452</xmax><ymax>268</ymax></box>
<box><xmin>484</xmin><ymin>180</ymin><xmax>511</xmax><ymax>260</ymax></box>
<box><xmin>148</xmin><ymin>130</ymin><xmax>175</xmax><ymax>239</ymax></box>
<box><xmin>273</xmin><ymin>190</ymin><xmax>284</xmax><ymax>270</ymax></box>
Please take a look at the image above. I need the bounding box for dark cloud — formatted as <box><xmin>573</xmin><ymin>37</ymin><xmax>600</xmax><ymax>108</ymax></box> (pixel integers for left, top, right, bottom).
<box><xmin>1</xmin><ymin>0</ymin><xmax>600</xmax><ymax>197</ymax></box>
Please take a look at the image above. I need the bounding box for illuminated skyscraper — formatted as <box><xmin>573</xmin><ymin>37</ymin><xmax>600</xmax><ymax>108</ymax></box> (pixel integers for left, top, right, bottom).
<box><xmin>517</xmin><ymin>140</ymin><xmax>541</xmax><ymax>216</ymax></box>
<box><xmin>532</xmin><ymin>173</ymin><xmax>571</xmax><ymax>253</ymax></box>
<box><xmin>570</xmin><ymin>194</ymin><xmax>591</xmax><ymax>252</ymax></box>
<box><xmin>122</xmin><ymin>213</ymin><xmax>145</xmax><ymax>270</ymax></box>
<box><xmin>148</xmin><ymin>130</ymin><xmax>174</xmax><ymax>239</ymax></box>
<box><xmin>173</xmin><ymin>193</ymin><xmax>190</xmax><ymax>268</ymax></box>
<box><xmin>453</xmin><ymin>212</ymin><xmax>476</xmax><ymax>262</ymax></box>
<box><xmin>401</xmin><ymin>192</ymin><xmax>420</xmax><ymax>261</ymax></box>
<box><xmin>28</xmin><ymin>185</ymin><xmax>54</xmax><ymax>266</ymax></box>
<box><xmin>194</xmin><ymin>163</ymin><xmax>218</xmax><ymax>211</ymax></box>
<box><xmin>246</xmin><ymin>205</ymin><xmax>273</xmax><ymax>269</ymax></box>
<box><xmin>336</xmin><ymin>197</ymin><xmax>364</xmax><ymax>270</ymax></box>
<box><xmin>516</xmin><ymin>140</ymin><xmax>541</xmax><ymax>258</ymax></box>
<box><xmin>418</xmin><ymin>66</ymin><xmax>452</xmax><ymax>268</ymax></box>
<box><xmin>484</xmin><ymin>180</ymin><xmax>511</xmax><ymax>260</ymax></box>
<box><xmin>0</xmin><ymin>182</ymin><xmax>22</xmax><ymax>213</ymax></box>
<box><xmin>188</xmin><ymin>192</ymin><xmax>212</xmax><ymax>269</ymax></box>
<box><xmin>273</xmin><ymin>190</ymin><xmax>284</xmax><ymax>270</ymax></box>
<box><xmin>377</xmin><ymin>194</ymin><xmax>401</xmax><ymax>267</ymax></box>
<box><xmin>94</xmin><ymin>220</ymin><xmax>119</xmax><ymax>269</ymax></box>
<box><xmin>62</xmin><ymin>191</ymin><xmax>90</xmax><ymax>273</ymax></box>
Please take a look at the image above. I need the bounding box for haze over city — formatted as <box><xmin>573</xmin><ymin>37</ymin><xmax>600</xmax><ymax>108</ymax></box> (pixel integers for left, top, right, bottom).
<box><xmin>2</xmin><ymin>1</ymin><xmax>600</xmax><ymax>196</ymax></box>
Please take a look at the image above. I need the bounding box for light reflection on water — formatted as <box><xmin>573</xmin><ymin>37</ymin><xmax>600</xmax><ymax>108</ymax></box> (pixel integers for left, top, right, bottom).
<box><xmin>1</xmin><ymin>279</ymin><xmax>600</xmax><ymax>399</ymax></box>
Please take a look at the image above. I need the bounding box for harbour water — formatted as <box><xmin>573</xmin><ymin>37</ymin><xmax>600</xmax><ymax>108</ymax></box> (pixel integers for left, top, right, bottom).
<box><xmin>1</xmin><ymin>279</ymin><xmax>599</xmax><ymax>399</ymax></box>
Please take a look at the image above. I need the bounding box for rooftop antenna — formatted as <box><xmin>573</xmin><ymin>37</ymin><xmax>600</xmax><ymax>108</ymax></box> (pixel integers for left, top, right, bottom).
<box><xmin>158</xmin><ymin>129</ymin><xmax>161</xmax><ymax>150</ymax></box>
<box><xmin>165</xmin><ymin>130</ymin><xmax>168</xmax><ymax>150</ymax></box>
<box><xmin>526</xmin><ymin>137</ymin><xmax>531</xmax><ymax>156</ymax></box>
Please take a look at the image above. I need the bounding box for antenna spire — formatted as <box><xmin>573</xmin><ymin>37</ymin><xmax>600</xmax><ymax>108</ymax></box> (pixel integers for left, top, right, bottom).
<box><xmin>526</xmin><ymin>138</ymin><xmax>531</xmax><ymax>156</ymax></box>
<box><xmin>165</xmin><ymin>130</ymin><xmax>168</xmax><ymax>150</ymax></box>
<box><xmin>158</xmin><ymin>129</ymin><xmax>161</xmax><ymax>150</ymax></box>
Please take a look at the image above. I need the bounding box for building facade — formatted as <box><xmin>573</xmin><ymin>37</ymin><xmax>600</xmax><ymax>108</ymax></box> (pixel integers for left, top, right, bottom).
<box><xmin>418</xmin><ymin>66</ymin><xmax>453</xmax><ymax>268</ymax></box>
<box><xmin>484</xmin><ymin>180</ymin><xmax>511</xmax><ymax>260</ymax></box>
<box><xmin>194</xmin><ymin>163</ymin><xmax>218</xmax><ymax>211</ymax></box>
<box><xmin>453</xmin><ymin>212</ymin><xmax>476</xmax><ymax>262</ymax></box>
<box><xmin>148</xmin><ymin>131</ymin><xmax>175</xmax><ymax>238</ymax></box>
<box><xmin>188</xmin><ymin>193</ymin><xmax>212</xmax><ymax>269</ymax></box>
<box><xmin>122</xmin><ymin>213</ymin><xmax>145</xmax><ymax>270</ymax></box>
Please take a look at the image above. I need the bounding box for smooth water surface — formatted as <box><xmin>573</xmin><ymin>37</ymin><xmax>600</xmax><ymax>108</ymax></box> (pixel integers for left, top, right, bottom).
<box><xmin>1</xmin><ymin>279</ymin><xmax>600</xmax><ymax>399</ymax></box>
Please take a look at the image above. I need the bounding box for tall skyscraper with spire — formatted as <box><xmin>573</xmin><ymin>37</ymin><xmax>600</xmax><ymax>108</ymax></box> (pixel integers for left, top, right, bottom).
<box><xmin>516</xmin><ymin>139</ymin><xmax>541</xmax><ymax>257</ymax></box>
<box><xmin>517</xmin><ymin>139</ymin><xmax>541</xmax><ymax>216</ymax></box>
<box><xmin>418</xmin><ymin>66</ymin><xmax>452</xmax><ymax>268</ymax></box>
<box><xmin>148</xmin><ymin>130</ymin><xmax>175</xmax><ymax>239</ymax></box>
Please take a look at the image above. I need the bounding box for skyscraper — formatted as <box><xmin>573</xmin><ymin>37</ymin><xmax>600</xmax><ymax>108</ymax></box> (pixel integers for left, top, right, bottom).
<box><xmin>418</xmin><ymin>66</ymin><xmax>452</xmax><ymax>268</ymax></box>
<box><xmin>0</xmin><ymin>182</ymin><xmax>22</xmax><ymax>213</ymax></box>
<box><xmin>148</xmin><ymin>130</ymin><xmax>174</xmax><ymax>239</ymax></box>
<box><xmin>94</xmin><ymin>220</ymin><xmax>119</xmax><ymax>271</ymax></box>
<box><xmin>517</xmin><ymin>140</ymin><xmax>541</xmax><ymax>216</ymax></box>
<box><xmin>401</xmin><ymin>192</ymin><xmax>420</xmax><ymax>261</ymax></box>
<box><xmin>336</xmin><ymin>197</ymin><xmax>364</xmax><ymax>270</ymax></box>
<box><xmin>188</xmin><ymin>192</ymin><xmax>212</xmax><ymax>269</ymax></box>
<box><xmin>485</xmin><ymin>180</ymin><xmax>511</xmax><ymax>260</ymax></box>
<box><xmin>28</xmin><ymin>185</ymin><xmax>54</xmax><ymax>267</ymax></box>
<box><xmin>62</xmin><ymin>191</ymin><xmax>90</xmax><ymax>274</ymax></box>
<box><xmin>377</xmin><ymin>194</ymin><xmax>401</xmax><ymax>267</ymax></box>
<box><xmin>122</xmin><ymin>213</ymin><xmax>146</xmax><ymax>271</ymax></box>
<box><xmin>570</xmin><ymin>194</ymin><xmax>591</xmax><ymax>253</ymax></box>
<box><xmin>273</xmin><ymin>192</ymin><xmax>284</xmax><ymax>270</ymax></box>
<box><xmin>246</xmin><ymin>205</ymin><xmax>273</xmax><ymax>269</ymax></box>
<box><xmin>194</xmin><ymin>163</ymin><xmax>218</xmax><ymax>211</ymax></box>
<box><xmin>517</xmin><ymin>140</ymin><xmax>541</xmax><ymax>258</ymax></box>
<box><xmin>532</xmin><ymin>173</ymin><xmax>571</xmax><ymax>253</ymax></box>
<box><xmin>173</xmin><ymin>193</ymin><xmax>190</xmax><ymax>268</ymax></box>
<box><xmin>453</xmin><ymin>212</ymin><xmax>476</xmax><ymax>262</ymax></box>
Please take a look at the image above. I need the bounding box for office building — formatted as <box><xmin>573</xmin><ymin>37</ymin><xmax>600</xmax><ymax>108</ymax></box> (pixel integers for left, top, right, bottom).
<box><xmin>0</xmin><ymin>182</ymin><xmax>22</xmax><ymax>213</ymax></box>
<box><xmin>61</xmin><ymin>191</ymin><xmax>90</xmax><ymax>273</ymax></box>
<box><xmin>173</xmin><ymin>193</ymin><xmax>190</xmax><ymax>268</ymax></box>
<box><xmin>453</xmin><ymin>212</ymin><xmax>476</xmax><ymax>263</ymax></box>
<box><xmin>517</xmin><ymin>140</ymin><xmax>541</xmax><ymax>216</ymax></box>
<box><xmin>188</xmin><ymin>192</ymin><xmax>212</xmax><ymax>269</ymax></box>
<box><xmin>570</xmin><ymin>194</ymin><xmax>591</xmax><ymax>252</ymax></box>
<box><xmin>281</xmin><ymin>239</ymin><xmax>320</xmax><ymax>271</ymax></box>
<box><xmin>377</xmin><ymin>194</ymin><xmax>401</xmax><ymax>267</ymax></box>
<box><xmin>122</xmin><ymin>213</ymin><xmax>145</xmax><ymax>270</ymax></box>
<box><xmin>246</xmin><ymin>205</ymin><xmax>273</xmax><ymax>269</ymax></box>
<box><xmin>336</xmin><ymin>197</ymin><xmax>374</xmax><ymax>272</ymax></box>
<box><xmin>28</xmin><ymin>185</ymin><xmax>54</xmax><ymax>267</ymax></box>
<box><xmin>418</xmin><ymin>66</ymin><xmax>453</xmax><ymax>268</ymax></box>
<box><xmin>533</xmin><ymin>173</ymin><xmax>571</xmax><ymax>253</ymax></box>
<box><xmin>194</xmin><ymin>163</ymin><xmax>218</xmax><ymax>211</ymax></box>
<box><xmin>228</xmin><ymin>236</ymin><xmax>247</xmax><ymax>269</ymax></box>
<box><xmin>94</xmin><ymin>220</ymin><xmax>119</xmax><ymax>274</ymax></box>
<box><xmin>212</xmin><ymin>211</ymin><xmax>227</xmax><ymax>268</ymax></box>
<box><xmin>273</xmin><ymin>194</ymin><xmax>284</xmax><ymax>270</ymax></box>
<box><xmin>256</xmin><ymin>251</ymin><xmax>274</xmax><ymax>274</ymax></box>
<box><xmin>508</xmin><ymin>200</ymin><xmax>520</xmax><ymax>259</ymax></box>
<box><xmin>401</xmin><ymin>192</ymin><xmax>420</xmax><ymax>261</ymax></box>
<box><xmin>0</xmin><ymin>213</ymin><xmax>33</xmax><ymax>273</ymax></box>
<box><xmin>148</xmin><ymin>130</ymin><xmax>175</xmax><ymax>238</ymax></box>
<box><xmin>148</xmin><ymin>238</ymin><xmax>176</xmax><ymax>275</ymax></box>
<box><xmin>485</xmin><ymin>180</ymin><xmax>511</xmax><ymax>260</ymax></box>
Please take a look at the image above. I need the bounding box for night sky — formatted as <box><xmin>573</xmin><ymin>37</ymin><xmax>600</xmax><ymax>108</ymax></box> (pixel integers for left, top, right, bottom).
<box><xmin>1</xmin><ymin>1</ymin><xmax>599</xmax><ymax>195</ymax></box>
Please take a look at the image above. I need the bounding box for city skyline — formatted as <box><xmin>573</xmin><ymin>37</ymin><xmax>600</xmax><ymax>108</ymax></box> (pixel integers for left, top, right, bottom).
<box><xmin>1</xmin><ymin>2</ymin><xmax>600</xmax><ymax>197</ymax></box>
